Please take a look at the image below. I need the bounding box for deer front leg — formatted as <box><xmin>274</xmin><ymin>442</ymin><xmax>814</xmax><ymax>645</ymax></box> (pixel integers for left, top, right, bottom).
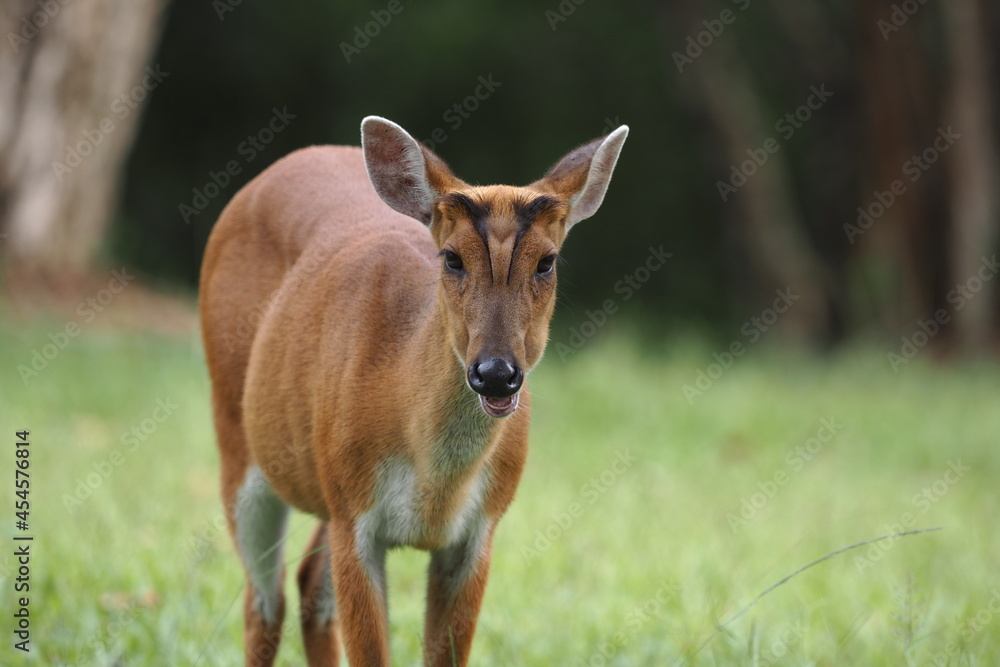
<box><xmin>424</xmin><ymin>519</ymin><xmax>495</xmax><ymax>667</ymax></box>
<box><xmin>329</xmin><ymin>519</ymin><xmax>390</xmax><ymax>666</ymax></box>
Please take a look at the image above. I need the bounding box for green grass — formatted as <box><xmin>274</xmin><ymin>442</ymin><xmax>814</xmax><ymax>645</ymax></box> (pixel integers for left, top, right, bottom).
<box><xmin>1</xmin><ymin>315</ymin><xmax>998</xmax><ymax>666</ymax></box>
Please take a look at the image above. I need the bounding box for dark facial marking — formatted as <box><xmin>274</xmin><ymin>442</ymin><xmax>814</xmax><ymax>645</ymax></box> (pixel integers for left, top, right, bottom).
<box><xmin>507</xmin><ymin>195</ymin><xmax>561</xmax><ymax>284</ymax></box>
<box><xmin>442</xmin><ymin>192</ymin><xmax>493</xmax><ymax>278</ymax></box>
<box><xmin>514</xmin><ymin>195</ymin><xmax>561</xmax><ymax>228</ymax></box>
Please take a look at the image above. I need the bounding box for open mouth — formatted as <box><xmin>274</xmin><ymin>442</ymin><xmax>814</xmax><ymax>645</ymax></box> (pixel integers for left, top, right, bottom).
<box><xmin>479</xmin><ymin>392</ymin><xmax>519</xmax><ymax>418</ymax></box>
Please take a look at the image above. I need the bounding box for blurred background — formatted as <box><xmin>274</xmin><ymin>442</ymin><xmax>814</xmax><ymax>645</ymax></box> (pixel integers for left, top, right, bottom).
<box><xmin>2</xmin><ymin>0</ymin><xmax>1000</xmax><ymax>665</ymax></box>
<box><xmin>2</xmin><ymin>0</ymin><xmax>998</xmax><ymax>349</ymax></box>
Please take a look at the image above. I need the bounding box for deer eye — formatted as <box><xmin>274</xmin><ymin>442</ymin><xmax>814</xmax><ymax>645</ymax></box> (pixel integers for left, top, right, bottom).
<box><xmin>536</xmin><ymin>255</ymin><xmax>556</xmax><ymax>275</ymax></box>
<box><xmin>443</xmin><ymin>251</ymin><xmax>465</xmax><ymax>272</ymax></box>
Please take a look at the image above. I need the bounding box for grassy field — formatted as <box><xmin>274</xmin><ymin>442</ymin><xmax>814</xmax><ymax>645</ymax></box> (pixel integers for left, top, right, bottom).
<box><xmin>1</xmin><ymin>311</ymin><xmax>998</xmax><ymax>666</ymax></box>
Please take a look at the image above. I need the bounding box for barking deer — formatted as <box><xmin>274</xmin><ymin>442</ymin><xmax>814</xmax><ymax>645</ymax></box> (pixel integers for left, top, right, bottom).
<box><xmin>199</xmin><ymin>117</ymin><xmax>628</xmax><ymax>665</ymax></box>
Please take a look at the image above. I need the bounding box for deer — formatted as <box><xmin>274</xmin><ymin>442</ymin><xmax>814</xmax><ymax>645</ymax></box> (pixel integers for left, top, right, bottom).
<box><xmin>199</xmin><ymin>116</ymin><xmax>628</xmax><ymax>666</ymax></box>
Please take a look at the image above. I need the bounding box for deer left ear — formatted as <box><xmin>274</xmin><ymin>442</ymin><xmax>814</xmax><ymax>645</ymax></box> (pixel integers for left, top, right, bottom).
<box><xmin>533</xmin><ymin>125</ymin><xmax>629</xmax><ymax>229</ymax></box>
<box><xmin>361</xmin><ymin>116</ymin><xmax>460</xmax><ymax>225</ymax></box>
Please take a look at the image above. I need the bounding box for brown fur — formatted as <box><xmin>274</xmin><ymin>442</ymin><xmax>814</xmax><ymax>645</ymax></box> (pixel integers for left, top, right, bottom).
<box><xmin>200</xmin><ymin>120</ymin><xmax>626</xmax><ymax>665</ymax></box>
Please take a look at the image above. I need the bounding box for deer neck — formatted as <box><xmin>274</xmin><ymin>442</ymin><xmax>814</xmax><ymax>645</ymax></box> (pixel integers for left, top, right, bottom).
<box><xmin>405</xmin><ymin>303</ymin><xmax>502</xmax><ymax>482</ymax></box>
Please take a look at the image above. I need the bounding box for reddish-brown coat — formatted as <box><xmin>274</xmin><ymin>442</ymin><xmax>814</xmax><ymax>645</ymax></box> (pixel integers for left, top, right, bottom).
<box><xmin>200</xmin><ymin>119</ymin><xmax>627</xmax><ymax>666</ymax></box>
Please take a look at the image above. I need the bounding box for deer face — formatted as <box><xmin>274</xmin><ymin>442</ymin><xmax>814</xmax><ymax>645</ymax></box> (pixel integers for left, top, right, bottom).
<box><xmin>429</xmin><ymin>187</ymin><xmax>565</xmax><ymax>416</ymax></box>
<box><xmin>362</xmin><ymin>117</ymin><xmax>628</xmax><ymax>417</ymax></box>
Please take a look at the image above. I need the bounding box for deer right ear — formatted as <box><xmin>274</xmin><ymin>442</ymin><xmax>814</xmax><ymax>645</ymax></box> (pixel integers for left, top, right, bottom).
<box><xmin>532</xmin><ymin>125</ymin><xmax>629</xmax><ymax>230</ymax></box>
<box><xmin>361</xmin><ymin>116</ymin><xmax>459</xmax><ymax>225</ymax></box>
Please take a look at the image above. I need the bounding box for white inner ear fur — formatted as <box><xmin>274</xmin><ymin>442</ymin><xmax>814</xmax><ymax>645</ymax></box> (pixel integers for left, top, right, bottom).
<box><xmin>567</xmin><ymin>125</ymin><xmax>629</xmax><ymax>228</ymax></box>
<box><xmin>361</xmin><ymin>115</ymin><xmax>437</xmax><ymax>224</ymax></box>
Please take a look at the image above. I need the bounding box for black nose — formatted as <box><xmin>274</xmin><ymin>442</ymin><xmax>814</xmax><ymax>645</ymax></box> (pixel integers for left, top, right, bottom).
<box><xmin>468</xmin><ymin>357</ymin><xmax>523</xmax><ymax>398</ymax></box>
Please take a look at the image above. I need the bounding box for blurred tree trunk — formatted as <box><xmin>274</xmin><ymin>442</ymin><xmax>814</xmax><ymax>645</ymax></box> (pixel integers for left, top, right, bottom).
<box><xmin>856</xmin><ymin>0</ymin><xmax>943</xmax><ymax>333</ymax></box>
<box><xmin>944</xmin><ymin>0</ymin><xmax>998</xmax><ymax>349</ymax></box>
<box><xmin>692</xmin><ymin>37</ymin><xmax>833</xmax><ymax>342</ymax></box>
<box><xmin>0</xmin><ymin>0</ymin><xmax>169</xmax><ymax>280</ymax></box>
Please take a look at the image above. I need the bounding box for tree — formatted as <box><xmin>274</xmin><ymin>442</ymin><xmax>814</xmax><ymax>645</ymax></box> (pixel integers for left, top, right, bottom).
<box><xmin>0</xmin><ymin>0</ymin><xmax>169</xmax><ymax>279</ymax></box>
<box><xmin>944</xmin><ymin>0</ymin><xmax>998</xmax><ymax>349</ymax></box>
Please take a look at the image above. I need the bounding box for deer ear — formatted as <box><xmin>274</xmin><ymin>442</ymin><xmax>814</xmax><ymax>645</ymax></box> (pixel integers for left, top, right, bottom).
<box><xmin>361</xmin><ymin>116</ymin><xmax>459</xmax><ymax>224</ymax></box>
<box><xmin>533</xmin><ymin>125</ymin><xmax>629</xmax><ymax>229</ymax></box>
